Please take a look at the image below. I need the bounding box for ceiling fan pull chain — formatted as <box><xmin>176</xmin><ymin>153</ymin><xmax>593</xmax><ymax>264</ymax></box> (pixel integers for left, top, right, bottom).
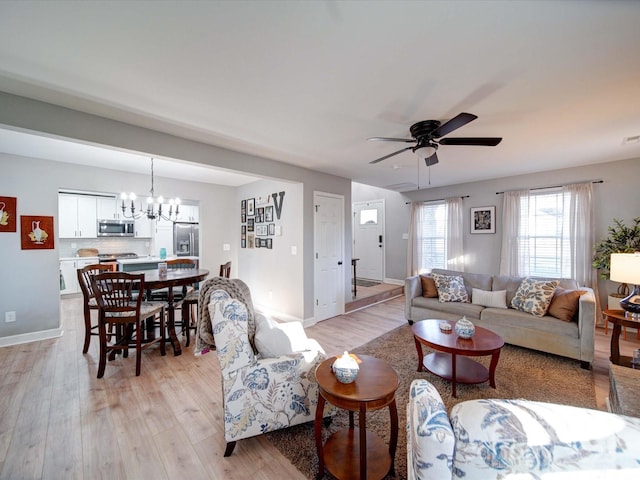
<box><xmin>428</xmin><ymin>163</ymin><xmax>431</xmax><ymax>185</ymax></box>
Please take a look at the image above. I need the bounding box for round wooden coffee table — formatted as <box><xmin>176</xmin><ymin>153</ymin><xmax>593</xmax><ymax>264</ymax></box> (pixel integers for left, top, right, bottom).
<box><xmin>412</xmin><ymin>320</ymin><xmax>504</xmax><ymax>398</ymax></box>
<box><xmin>315</xmin><ymin>354</ymin><xmax>399</xmax><ymax>480</ymax></box>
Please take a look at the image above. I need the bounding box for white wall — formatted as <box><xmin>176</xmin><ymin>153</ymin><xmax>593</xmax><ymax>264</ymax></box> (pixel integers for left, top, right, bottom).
<box><xmin>237</xmin><ymin>179</ymin><xmax>304</xmax><ymax>320</ymax></box>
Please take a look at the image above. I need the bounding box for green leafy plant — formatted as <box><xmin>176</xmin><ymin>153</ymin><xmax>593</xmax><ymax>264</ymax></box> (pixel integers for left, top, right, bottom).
<box><xmin>592</xmin><ymin>217</ymin><xmax>640</xmax><ymax>295</ymax></box>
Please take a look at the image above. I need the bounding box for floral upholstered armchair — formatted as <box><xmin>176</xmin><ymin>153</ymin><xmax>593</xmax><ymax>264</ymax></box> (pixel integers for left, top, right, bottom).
<box><xmin>196</xmin><ymin>278</ymin><xmax>329</xmax><ymax>456</ymax></box>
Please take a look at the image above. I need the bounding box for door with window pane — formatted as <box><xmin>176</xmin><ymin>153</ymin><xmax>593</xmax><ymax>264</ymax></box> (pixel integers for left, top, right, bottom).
<box><xmin>353</xmin><ymin>200</ymin><xmax>384</xmax><ymax>281</ymax></box>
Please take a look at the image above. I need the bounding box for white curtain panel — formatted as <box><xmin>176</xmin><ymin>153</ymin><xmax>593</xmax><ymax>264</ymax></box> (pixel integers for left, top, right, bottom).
<box><xmin>445</xmin><ymin>196</ymin><xmax>464</xmax><ymax>272</ymax></box>
<box><xmin>562</xmin><ymin>182</ymin><xmax>594</xmax><ymax>287</ymax></box>
<box><xmin>499</xmin><ymin>189</ymin><xmax>530</xmax><ymax>276</ymax></box>
<box><xmin>406</xmin><ymin>202</ymin><xmax>424</xmax><ymax>277</ymax></box>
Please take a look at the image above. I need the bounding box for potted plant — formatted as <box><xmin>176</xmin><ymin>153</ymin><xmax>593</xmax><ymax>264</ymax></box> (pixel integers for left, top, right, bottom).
<box><xmin>592</xmin><ymin>217</ymin><xmax>640</xmax><ymax>309</ymax></box>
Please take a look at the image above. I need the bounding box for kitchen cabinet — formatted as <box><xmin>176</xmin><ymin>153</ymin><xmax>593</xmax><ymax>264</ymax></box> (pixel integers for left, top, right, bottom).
<box><xmin>134</xmin><ymin>216</ymin><xmax>153</xmax><ymax>238</ymax></box>
<box><xmin>177</xmin><ymin>204</ymin><xmax>199</xmax><ymax>223</ymax></box>
<box><xmin>154</xmin><ymin>225</ymin><xmax>174</xmax><ymax>256</ymax></box>
<box><xmin>60</xmin><ymin>258</ymin><xmax>98</xmax><ymax>295</ymax></box>
<box><xmin>96</xmin><ymin>196</ymin><xmax>121</xmax><ymax>220</ymax></box>
<box><xmin>59</xmin><ymin>194</ymin><xmax>97</xmax><ymax>238</ymax></box>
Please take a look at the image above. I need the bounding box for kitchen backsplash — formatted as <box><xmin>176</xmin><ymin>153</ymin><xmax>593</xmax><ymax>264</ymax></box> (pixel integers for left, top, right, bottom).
<box><xmin>59</xmin><ymin>237</ymin><xmax>154</xmax><ymax>258</ymax></box>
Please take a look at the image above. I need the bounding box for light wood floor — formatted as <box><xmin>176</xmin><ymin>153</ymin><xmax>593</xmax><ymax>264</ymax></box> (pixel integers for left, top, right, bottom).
<box><xmin>0</xmin><ymin>295</ymin><xmax>638</xmax><ymax>479</ymax></box>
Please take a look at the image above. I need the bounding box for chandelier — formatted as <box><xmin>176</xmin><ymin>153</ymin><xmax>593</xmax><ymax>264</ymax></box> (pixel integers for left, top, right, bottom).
<box><xmin>120</xmin><ymin>158</ymin><xmax>181</xmax><ymax>221</ymax></box>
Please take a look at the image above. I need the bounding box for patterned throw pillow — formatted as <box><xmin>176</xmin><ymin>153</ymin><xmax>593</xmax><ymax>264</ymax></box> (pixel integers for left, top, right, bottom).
<box><xmin>432</xmin><ymin>273</ymin><xmax>469</xmax><ymax>303</ymax></box>
<box><xmin>511</xmin><ymin>278</ymin><xmax>559</xmax><ymax>317</ymax></box>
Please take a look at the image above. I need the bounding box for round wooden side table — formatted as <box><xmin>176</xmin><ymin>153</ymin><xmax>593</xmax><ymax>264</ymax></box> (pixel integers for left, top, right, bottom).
<box><xmin>604</xmin><ymin>309</ymin><xmax>640</xmax><ymax>367</ymax></box>
<box><xmin>314</xmin><ymin>354</ymin><xmax>399</xmax><ymax>480</ymax></box>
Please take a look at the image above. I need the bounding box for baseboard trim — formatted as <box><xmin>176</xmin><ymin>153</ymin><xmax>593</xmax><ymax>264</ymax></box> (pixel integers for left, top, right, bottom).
<box><xmin>0</xmin><ymin>327</ymin><xmax>64</xmax><ymax>348</ymax></box>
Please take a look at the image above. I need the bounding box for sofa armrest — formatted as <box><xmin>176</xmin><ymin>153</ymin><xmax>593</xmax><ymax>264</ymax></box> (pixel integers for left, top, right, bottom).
<box><xmin>577</xmin><ymin>287</ymin><xmax>596</xmax><ymax>365</ymax></box>
<box><xmin>405</xmin><ymin>275</ymin><xmax>423</xmax><ymax>322</ymax></box>
<box><xmin>407</xmin><ymin>379</ymin><xmax>455</xmax><ymax>480</ymax></box>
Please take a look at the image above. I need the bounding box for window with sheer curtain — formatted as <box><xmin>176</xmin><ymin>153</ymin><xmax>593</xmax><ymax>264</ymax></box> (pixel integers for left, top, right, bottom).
<box><xmin>499</xmin><ymin>182</ymin><xmax>594</xmax><ymax>287</ymax></box>
<box><xmin>407</xmin><ymin>197</ymin><xmax>464</xmax><ymax>275</ymax></box>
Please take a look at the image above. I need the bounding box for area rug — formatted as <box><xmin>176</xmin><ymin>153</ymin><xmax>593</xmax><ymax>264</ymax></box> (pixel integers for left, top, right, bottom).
<box><xmin>265</xmin><ymin>323</ymin><xmax>596</xmax><ymax>480</ymax></box>
<box><xmin>354</xmin><ymin>278</ymin><xmax>381</xmax><ymax>287</ymax></box>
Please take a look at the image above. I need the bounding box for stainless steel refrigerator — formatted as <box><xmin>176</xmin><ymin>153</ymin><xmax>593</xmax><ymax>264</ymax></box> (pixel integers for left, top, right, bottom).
<box><xmin>173</xmin><ymin>222</ymin><xmax>199</xmax><ymax>256</ymax></box>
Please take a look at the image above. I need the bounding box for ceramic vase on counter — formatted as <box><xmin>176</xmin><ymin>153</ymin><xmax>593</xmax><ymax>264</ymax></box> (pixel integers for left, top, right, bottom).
<box><xmin>455</xmin><ymin>316</ymin><xmax>475</xmax><ymax>339</ymax></box>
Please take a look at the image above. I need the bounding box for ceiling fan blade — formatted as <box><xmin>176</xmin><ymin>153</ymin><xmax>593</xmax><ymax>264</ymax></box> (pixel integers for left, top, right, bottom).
<box><xmin>424</xmin><ymin>152</ymin><xmax>439</xmax><ymax>167</ymax></box>
<box><xmin>432</xmin><ymin>112</ymin><xmax>477</xmax><ymax>138</ymax></box>
<box><xmin>367</xmin><ymin>137</ymin><xmax>416</xmax><ymax>143</ymax></box>
<box><xmin>438</xmin><ymin>137</ymin><xmax>502</xmax><ymax>146</ymax></box>
<box><xmin>369</xmin><ymin>146</ymin><xmax>414</xmax><ymax>164</ymax></box>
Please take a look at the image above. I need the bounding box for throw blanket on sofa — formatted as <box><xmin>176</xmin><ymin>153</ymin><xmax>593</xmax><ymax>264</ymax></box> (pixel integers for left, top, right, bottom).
<box><xmin>194</xmin><ymin>277</ymin><xmax>255</xmax><ymax>356</ymax></box>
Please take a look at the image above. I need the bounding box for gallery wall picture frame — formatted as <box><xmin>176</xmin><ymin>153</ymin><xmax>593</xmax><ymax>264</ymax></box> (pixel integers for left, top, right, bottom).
<box><xmin>21</xmin><ymin>215</ymin><xmax>55</xmax><ymax>249</ymax></box>
<box><xmin>241</xmin><ymin>199</ymin><xmax>246</xmax><ymax>209</ymax></box>
<box><xmin>265</xmin><ymin>205</ymin><xmax>273</xmax><ymax>222</ymax></box>
<box><xmin>247</xmin><ymin>218</ymin><xmax>254</xmax><ymax>232</ymax></box>
<box><xmin>470</xmin><ymin>206</ymin><xmax>496</xmax><ymax>234</ymax></box>
<box><xmin>268</xmin><ymin>223</ymin><xmax>275</xmax><ymax>235</ymax></box>
<box><xmin>241</xmin><ymin>213</ymin><xmax>246</xmax><ymax>223</ymax></box>
<box><xmin>266</xmin><ymin>238</ymin><xmax>272</xmax><ymax>249</ymax></box>
<box><xmin>256</xmin><ymin>225</ymin><xmax>268</xmax><ymax>236</ymax></box>
<box><xmin>0</xmin><ymin>196</ymin><xmax>17</xmax><ymax>232</ymax></box>
<box><xmin>248</xmin><ymin>234</ymin><xmax>255</xmax><ymax>249</ymax></box>
<box><xmin>247</xmin><ymin>198</ymin><xmax>255</xmax><ymax>216</ymax></box>
<box><xmin>241</xmin><ymin>225</ymin><xmax>246</xmax><ymax>234</ymax></box>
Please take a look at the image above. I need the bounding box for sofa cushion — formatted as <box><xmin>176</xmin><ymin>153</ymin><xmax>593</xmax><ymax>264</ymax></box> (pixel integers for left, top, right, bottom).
<box><xmin>432</xmin><ymin>273</ymin><xmax>469</xmax><ymax>303</ymax></box>
<box><xmin>548</xmin><ymin>287</ymin><xmax>587</xmax><ymax>322</ymax></box>
<box><xmin>480</xmin><ymin>306</ymin><xmax>579</xmax><ymax>338</ymax></box>
<box><xmin>511</xmin><ymin>278</ymin><xmax>559</xmax><ymax>317</ymax></box>
<box><xmin>471</xmin><ymin>288</ymin><xmax>507</xmax><ymax>309</ymax></box>
<box><xmin>413</xmin><ymin>296</ymin><xmax>485</xmax><ymax>319</ymax></box>
<box><xmin>420</xmin><ymin>274</ymin><xmax>438</xmax><ymax>298</ymax></box>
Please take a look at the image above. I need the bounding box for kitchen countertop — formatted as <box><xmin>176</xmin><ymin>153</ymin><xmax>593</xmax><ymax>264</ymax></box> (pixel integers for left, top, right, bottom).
<box><xmin>60</xmin><ymin>256</ymin><xmax>99</xmax><ymax>261</ymax></box>
<box><xmin>117</xmin><ymin>256</ymin><xmax>198</xmax><ymax>265</ymax></box>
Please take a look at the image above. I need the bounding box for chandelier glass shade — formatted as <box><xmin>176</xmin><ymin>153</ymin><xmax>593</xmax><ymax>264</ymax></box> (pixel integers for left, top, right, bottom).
<box><xmin>120</xmin><ymin>158</ymin><xmax>181</xmax><ymax>221</ymax></box>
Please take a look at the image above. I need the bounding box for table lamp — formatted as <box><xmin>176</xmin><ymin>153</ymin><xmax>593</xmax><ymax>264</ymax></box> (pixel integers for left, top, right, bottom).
<box><xmin>610</xmin><ymin>252</ymin><xmax>640</xmax><ymax>318</ymax></box>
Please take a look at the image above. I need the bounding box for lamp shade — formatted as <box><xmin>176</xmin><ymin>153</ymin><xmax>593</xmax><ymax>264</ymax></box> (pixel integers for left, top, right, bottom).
<box><xmin>610</xmin><ymin>253</ymin><xmax>640</xmax><ymax>284</ymax></box>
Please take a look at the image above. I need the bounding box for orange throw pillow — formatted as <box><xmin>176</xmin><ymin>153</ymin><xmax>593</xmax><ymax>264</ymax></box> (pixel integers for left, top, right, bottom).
<box><xmin>548</xmin><ymin>287</ymin><xmax>587</xmax><ymax>322</ymax></box>
<box><xmin>420</xmin><ymin>275</ymin><xmax>438</xmax><ymax>298</ymax></box>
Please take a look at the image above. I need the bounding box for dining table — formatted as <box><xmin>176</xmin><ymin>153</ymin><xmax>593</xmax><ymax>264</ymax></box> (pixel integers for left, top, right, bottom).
<box><xmin>131</xmin><ymin>268</ymin><xmax>210</xmax><ymax>356</ymax></box>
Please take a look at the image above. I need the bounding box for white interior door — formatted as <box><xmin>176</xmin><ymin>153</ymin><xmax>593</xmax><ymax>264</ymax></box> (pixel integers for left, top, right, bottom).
<box><xmin>314</xmin><ymin>192</ymin><xmax>345</xmax><ymax>322</ymax></box>
<box><xmin>353</xmin><ymin>200</ymin><xmax>384</xmax><ymax>281</ymax></box>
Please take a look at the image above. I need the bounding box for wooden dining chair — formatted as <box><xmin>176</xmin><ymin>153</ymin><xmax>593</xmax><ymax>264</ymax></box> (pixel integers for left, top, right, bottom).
<box><xmin>91</xmin><ymin>272</ymin><xmax>166</xmax><ymax>378</ymax></box>
<box><xmin>77</xmin><ymin>263</ymin><xmax>115</xmax><ymax>354</ymax></box>
<box><xmin>219</xmin><ymin>261</ymin><xmax>231</xmax><ymax>278</ymax></box>
<box><xmin>181</xmin><ymin>261</ymin><xmax>231</xmax><ymax>347</ymax></box>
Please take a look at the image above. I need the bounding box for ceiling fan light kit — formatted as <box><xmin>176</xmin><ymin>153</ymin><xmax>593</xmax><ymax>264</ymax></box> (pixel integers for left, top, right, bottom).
<box><xmin>368</xmin><ymin>112</ymin><xmax>502</xmax><ymax>166</ymax></box>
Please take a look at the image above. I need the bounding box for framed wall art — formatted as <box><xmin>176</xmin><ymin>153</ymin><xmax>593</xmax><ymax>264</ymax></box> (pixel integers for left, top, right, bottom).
<box><xmin>265</xmin><ymin>205</ymin><xmax>273</xmax><ymax>222</ymax></box>
<box><xmin>256</xmin><ymin>225</ymin><xmax>267</xmax><ymax>236</ymax></box>
<box><xmin>268</xmin><ymin>223</ymin><xmax>275</xmax><ymax>235</ymax></box>
<box><xmin>0</xmin><ymin>196</ymin><xmax>17</xmax><ymax>232</ymax></box>
<box><xmin>247</xmin><ymin>198</ymin><xmax>255</xmax><ymax>216</ymax></box>
<box><xmin>21</xmin><ymin>215</ymin><xmax>55</xmax><ymax>249</ymax></box>
<box><xmin>470</xmin><ymin>206</ymin><xmax>496</xmax><ymax>234</ymax></box>
<box><xmin>247</xmin><ymin>218</ymin><xmax>254</xmax><ymax>232</ymax></box>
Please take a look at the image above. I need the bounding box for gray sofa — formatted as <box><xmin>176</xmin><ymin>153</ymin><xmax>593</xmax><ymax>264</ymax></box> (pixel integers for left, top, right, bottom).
<box><xmin>405</xmin><ymin>268</ymin><xmax>596</xmax><ymax>368</ymax></box>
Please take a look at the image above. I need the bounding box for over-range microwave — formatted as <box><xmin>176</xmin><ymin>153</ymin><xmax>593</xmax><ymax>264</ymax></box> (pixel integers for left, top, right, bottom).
<box><xmin>97</xmin><ymin>219</ymin><xmax>135</xmax><ymax>237</ymax></box>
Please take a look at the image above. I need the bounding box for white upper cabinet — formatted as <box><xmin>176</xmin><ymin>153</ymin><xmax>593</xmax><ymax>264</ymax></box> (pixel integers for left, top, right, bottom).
<box><xmin>177</xmin><ymin>204</ymin><xmax>199</xmax><ymax>223</ymax></box>
<box><xmin>96</xmin><ymin>196</ymin><xmax>121</xmax><ymax>220</ymax></box>
<box><xmin>59</xmin><ymin>194</ymin><xmax>97</xmax><ymax>238</ymax></box>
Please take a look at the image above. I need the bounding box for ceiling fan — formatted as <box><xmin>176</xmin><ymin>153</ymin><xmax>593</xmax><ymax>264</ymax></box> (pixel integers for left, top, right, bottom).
<box><xmin>368</xmin><ymin>112</ymin><xmax>502</xmax><ymax>166</ymax></box>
